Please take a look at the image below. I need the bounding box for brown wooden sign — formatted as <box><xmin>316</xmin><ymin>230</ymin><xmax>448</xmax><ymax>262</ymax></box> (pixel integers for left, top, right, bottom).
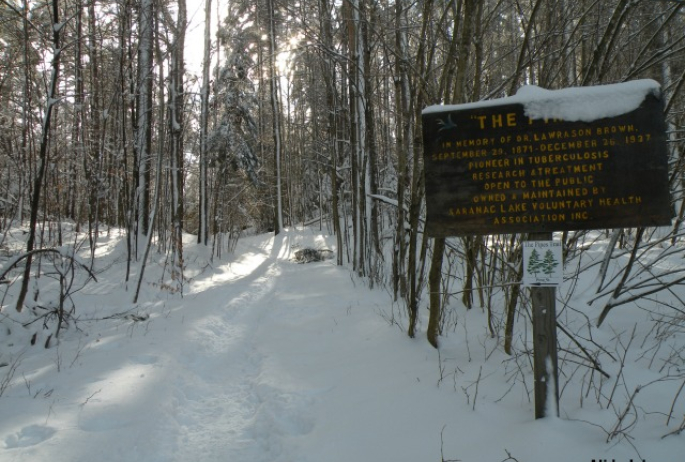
<box><xmin>422</xmin><ymin>89</ymin><xmax>673</xmax><ymax>237</ymax></box>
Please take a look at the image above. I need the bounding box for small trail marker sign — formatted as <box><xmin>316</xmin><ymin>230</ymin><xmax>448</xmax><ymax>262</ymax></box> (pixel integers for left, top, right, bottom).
<box><xmin>522</xmin><ymin>240</ymin><xmax>563</xmax><ymax>287</ymax></box>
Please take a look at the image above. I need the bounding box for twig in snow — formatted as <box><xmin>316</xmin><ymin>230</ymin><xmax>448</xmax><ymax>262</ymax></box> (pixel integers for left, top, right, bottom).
<box><xmin>440</xmin><ymin>425</ymin><xmax>461</xmax><ymax>462</ymax></box>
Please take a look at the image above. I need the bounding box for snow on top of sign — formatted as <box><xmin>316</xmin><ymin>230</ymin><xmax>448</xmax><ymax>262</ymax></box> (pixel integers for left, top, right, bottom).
<box><xmin>423</xmin><ymin>79</ymin><xmax>661</xmax><ymax>122</ymax></box>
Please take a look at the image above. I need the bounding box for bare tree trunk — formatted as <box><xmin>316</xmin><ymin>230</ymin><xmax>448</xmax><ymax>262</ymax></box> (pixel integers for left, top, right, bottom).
<box><xmin>169</xmin><ymin>0</ymin><xmax>187</xmax><ymax>293</ymax></box>
<box><xmin>86</xmin><ymin>0</ymin><xmax>103</xmax><ymax>266</ymax></box>
<box><xmin>345</xmin><ymin>0</ymin><xmax>367</xmax><ymax>276</ymax></box>
<box><xmin>426</xmin><ymin>0</ymin><xmax>476</xmax><ymax>345</ymax></box>
<box><xmin>508</xmin><ymin>0</ymin><xmax>544</xmax><ymax>94</ymax></box>
<box><xmin>503</xmin><ymin>238</ymin><xmax>523</xmax><ymax>355</ymax></box>
<box><xmin>362</xmin><ymin>7</ymin><xmax>380</xmax><ymax>286</ymax></box>
<box><xmin>198</xmin><ymin>0</ymin><xmax>212</xmax><ymax>245</ymax></box>
<box><xmin>319</xmin><ymin>0</ymin><xmax>343</xmax><ymax>265</ymax></box>
<box><xmin>136</xmin><ymin>0</ymin><xmax>154</xmax><ymax>243</ymax></box>
<box><xmin>117</xmin><ymin>0</ymin><xmax>135</xmax><ymax>283</ymax></box>
<box><xmin>16</xmin><ymin>0</ymin><xmax>62</xmax><ymax>312</ymax></box>
<box><xmin>16</xmin><ymin>0</ymin><xmax>34</xmax><ymax>228</ymax></box>
<box><xmin>427</xmin><ymin>236</ymin><xmax>445</xmax><ymax>348</ymax></box>
<box><xmin>70</xmin><ymin>0</ymin><xmax>84</xmax><ymax>225</ymax></box>
<box><xmin>267</xmin><ymin>0</ymin><xmax>284</xmax><ymax>235</ymax></box>
<box><xmin>406</xmin><ymin>0</ymin><xmax>434</xmax><ymax>338</ymax></box>
<box><xmin>393</xmin><ymin>0</ymin><xmax>409</xmax><ymax>299</ymax></box>
<box><xmin>581</xmin><ymin>0</ymin><xmax>631</xmax><ymax>85</ymax></box>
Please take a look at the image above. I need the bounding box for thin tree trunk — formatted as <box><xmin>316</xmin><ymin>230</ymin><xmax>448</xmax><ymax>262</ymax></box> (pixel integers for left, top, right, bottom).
<box><xmin>508</xmin><ymin>0</ymin><xmax>544</xmax><ymax>95</ymax></box>
<box><xmin>267</xmin><ymin>0</ymin><xmax>284</xmax><ymax>235</ymax></box>
<box><xmin>581</xmin><ymin>0</ymin><xmax>631</xmax><ymax>85</ymax></box>
<box><xmin>362</xmin><ymin>11</ymin><xmax>381</xmax><ymax>286</ymax></box>
<box><xmin>136</xmin><ymin>0</ymin><xmax>154</xmax><ymax>243</ymax></box>
<box><xmin>319</xmin><ymin>0</ymin><xmax>343</xmax><ymax>265</ymax></box>
<box><xmin>118</xmin><ymin>0</ymin><xmax>135</xmax><ymax>283</ymax></box>
<box><xmin>87</xmin><ymin>0</ymin><xmax>103</xmax><ymax>267</ymax></box>
<box><xmin>169</xmin><ymin>0</ymin><xmax>187</xmax><ymax>293</ymax></box>
<box><xmin>16</xmin><ymin>0</ymin><xmax>62</xmax><ymax>312</ymax></box>
<box><xmin>198</xmin><ymin>0</ymin><xmax>212</xmax><ymax>245</ymax></box>
<box><xmin>426</xmin><ymin>0</ymin><xmax>476</xmax><ymax>343</ymax></box>
<box><xmin>393</xmin><ymin>0</ymin><xmax>409</xmax><ymax>299</ymax></box>
<box><xmin>407</xmin><ymin>0</ymin><xmax>434</xmax><ymax>338</ymax></box>
<box><xmin>345</xmin><ymin>0</ymin><xmax>366</xmax><ymax>276</ymax></box>
<box><xmin>427</xmin><ymin>237</ymin><xmax>445</xmax><ymax>348</ymax></box>
<box><xmin>503</xmin><ymin>239</ymin><xmax>522</xmax><ymax>355</ymax></box>
<box><xmin>71</xmin><ymin>0</ymin><xmax>84</xmax><ymax>225</ymax></box>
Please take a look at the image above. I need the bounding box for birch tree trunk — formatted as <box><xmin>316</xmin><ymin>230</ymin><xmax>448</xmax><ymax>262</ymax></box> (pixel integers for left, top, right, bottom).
<box><xmin>198</xmin><ymin>0</ymin><xmax>212</xmax><ymax>245</ymax></box>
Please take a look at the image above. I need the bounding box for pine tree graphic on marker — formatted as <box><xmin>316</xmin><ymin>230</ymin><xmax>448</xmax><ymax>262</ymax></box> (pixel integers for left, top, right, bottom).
<box><xmin>527</xmin><ymin>248</ymin><xmax>542</xmax><ymax>277</ymax></box>
<box><xmin>542</xmin><ymin>249</ymin><xmax>559</xmax><ymax>276</ymax></box>
<box><xmin>526</xmin><ymin>248</ymin><xmax>559</xmax><ymax>281</ymax></box>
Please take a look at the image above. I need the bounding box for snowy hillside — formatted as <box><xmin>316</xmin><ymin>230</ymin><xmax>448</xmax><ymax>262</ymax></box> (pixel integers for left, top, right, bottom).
<box><xmin>0</xmin><ymin>227</ymin><xmax>683</xmax><ymax>461</ymax></box>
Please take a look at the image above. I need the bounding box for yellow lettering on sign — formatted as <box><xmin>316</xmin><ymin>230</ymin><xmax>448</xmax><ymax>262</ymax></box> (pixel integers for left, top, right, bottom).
<box><xmin>531</xmin><ymin>199</ymin><xmax>594</xmax><ymax>211</ymax></box>
<box><xmin>449</xmin><ymin>205</ymin><xmax>497</xmax><ymax>216</ymax></box>
<box><xmin>484</xmin><ymin>181</ymin><xmax>510</xmax><ymax>191</ymax></box>
<box><xmin>472</xmin><ymin>170</ymin><xmax>526</xmax><ymax>181</ymax></box>
<box><xmin>523</xmin><ymin>188</ymin><xmax>590</xmax><ymax>200</ymax></box>
<box><xmin>571</xmin><ymin>211</ymin><xmax>590</xmax><ymax>220</ymax></box>
<box><xmin>473</xmin><ymin>114</ymin><xmax>517</xmax><ymax>129</ymax></box>
<box><xmin>472</xmin><ymin>194</ymin><xmax>506</xmax><ymax>203</ymax></box>
<box><xmin>468</xmin><ymin>159</ymin><xmax>510</xmax><ymax>170</ymax></box>
<box><xmin>598</xmin><ymin>196</ymin><xmax>643</xmax><ymax>206</ymax></box>
<box><xmin>596</xmin><ymin>125</ymin><xmax>636</xmax><ymax>135</ymax></box>
<box><xmin>499</xmin><ymin>203</ymin><xmax>527</xmax><ymax>213</ymax></box>
<box><xmin>494</xmin><ymin>214</ymin><xmax>566</xmax><ymax>225</ymax></box>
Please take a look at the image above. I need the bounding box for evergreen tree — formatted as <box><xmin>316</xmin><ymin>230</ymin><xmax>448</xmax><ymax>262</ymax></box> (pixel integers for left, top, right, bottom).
<box><xmin>527</xmin><ymin>248</ymin><xmax>542</xmax><ymax>277</ymax></box>
<box><xmin>542</xmin><ymin>249</ymin><xmax>559</xmax><ymax>276</ymax></box>
<box><xmin>207</xmin><ymin>33</ymin><xmax>261</xmax><ymax>186</ymax></box>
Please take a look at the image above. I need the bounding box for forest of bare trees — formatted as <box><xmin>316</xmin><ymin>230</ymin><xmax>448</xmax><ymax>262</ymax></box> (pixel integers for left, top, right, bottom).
<box><xmin>2</xmin><ymin>0</ymin><xmax>685</xmax><ymax>355</ymax></box>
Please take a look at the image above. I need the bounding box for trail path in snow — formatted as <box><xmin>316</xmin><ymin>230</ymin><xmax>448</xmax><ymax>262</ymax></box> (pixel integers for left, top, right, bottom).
<box><xmin>165</xmin><ymin>235</ymin><xmax>317</xmax><ymax>461</ymax></box>
<box><xmin>3</xmin><ymin>230</ymin><xmax>682</xmax><ymax>462</ymax></box>
<box><xmin>2</xmin><ymin>233</ymin><xmax>345</xmax><ymax>462</ymax></box>
<box><xmin>3</xmin><ymin>231</ymin><xmax>440</xmax><ymax>462</ymax></box>
<box><xmin>146</xmin><ymin>233</ymin><xmax>448</xmax><ymax>462</ymax></box>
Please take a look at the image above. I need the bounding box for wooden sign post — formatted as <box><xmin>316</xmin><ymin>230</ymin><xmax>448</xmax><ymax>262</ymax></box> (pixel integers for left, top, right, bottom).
<box><xmin>421</xmin><ymin>80</ymin><xmax>672</xmax><ymax>419</ymax></box>
<box><xmin>527</xmin><ymin>232</ymin><xmax>559</xmax><ymax>419</ymax></box>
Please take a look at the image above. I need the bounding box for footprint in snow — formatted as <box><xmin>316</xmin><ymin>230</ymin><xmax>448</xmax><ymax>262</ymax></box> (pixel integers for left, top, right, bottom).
<box><xmin>3</xmin><ymin>425</ymin><xmax>56</xmax><ymax>449</ymax></box>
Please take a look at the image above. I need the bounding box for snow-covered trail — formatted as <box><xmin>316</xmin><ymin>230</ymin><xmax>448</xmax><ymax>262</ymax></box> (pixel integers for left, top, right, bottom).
<box><xmin>78</xmin><ymin>233</ymin><xmax>325</xmax><ymax>462</ymax></box>
<box><xmin>162</xmin><ymin>238</ymin><xmax>289</xmax><ymax>461</ymax></box>
<box><xmin>161</xmin><ymin>234</ymin><xmax>322</xmax><ymax>461</ymax></box>
<box><xmin>1</xmin><ymin>233</ymin><xmax>314</xmax><ymax>462</ymax></box>
<box><xmin>5</xmin><ymin>230</ymin><xmax>681</xmax><ymax>462</ymax></box>
<box><xmin>1</xmin><ymin>231</ymin><xmax>441</xmax><ymax>462</ymax></box>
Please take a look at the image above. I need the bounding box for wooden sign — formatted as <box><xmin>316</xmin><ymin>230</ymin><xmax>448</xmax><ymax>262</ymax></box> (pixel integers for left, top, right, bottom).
<box><xmin>422</xmin><ymin>83</ymin><xmax>672</xmax><ymax>237</ymax></box>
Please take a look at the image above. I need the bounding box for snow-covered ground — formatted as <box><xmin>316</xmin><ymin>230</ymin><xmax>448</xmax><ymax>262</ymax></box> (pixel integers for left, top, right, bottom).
<box><xmin>0</xmin><ymin>227</ymin><xmax>683</xmax><ymax>461</ymax></box>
